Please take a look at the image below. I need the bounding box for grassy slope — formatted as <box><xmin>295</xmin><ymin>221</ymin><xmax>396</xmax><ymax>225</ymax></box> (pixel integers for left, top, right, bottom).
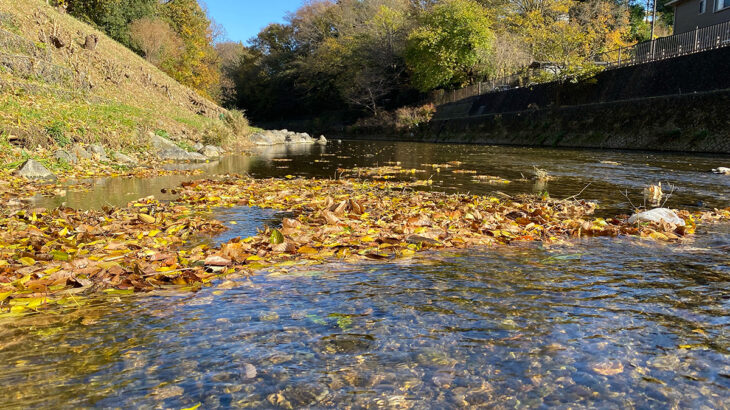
<box><xmin>0</xmin><ymin>0</ymin><xmax>246</xmax><ymax>162</ymax></box>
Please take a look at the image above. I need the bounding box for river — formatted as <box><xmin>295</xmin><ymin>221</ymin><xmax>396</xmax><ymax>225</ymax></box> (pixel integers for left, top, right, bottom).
<box><xmin>2</xmin><ymin>141</ymin><xmax>729</xmax><ymax>408</ymax></box>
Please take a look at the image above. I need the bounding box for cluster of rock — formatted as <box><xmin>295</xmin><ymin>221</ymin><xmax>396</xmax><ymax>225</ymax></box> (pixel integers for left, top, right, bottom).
<box><xmin>13</xmin><ymin>133</ymin><xmax>227</xmax><ymax>181</ymax></box>
<box><xmin>250</xmin><ymin>130</ymin><xmax>327</xmax><ymax>146</ymax></box>
<box><xmin>150</xmin><ymin>133</ymin><xmax>223</xmax><ymax>163</ymax></box>
<box><xmin>52</xmin><ymin>144</ymin><xmax>138</xmax><ymax>166</ymax></box>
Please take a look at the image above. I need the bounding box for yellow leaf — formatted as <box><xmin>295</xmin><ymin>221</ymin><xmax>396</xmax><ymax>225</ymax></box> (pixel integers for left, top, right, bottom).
<box><xmin>18</xmin><ymin>257</ymin><xmax>35</xmax><ymax>266</ymax></box>
<box><xmin>297</xmin><ymin>246</ymin><xmax>318</xmax><ymax>254</ymax></box>
<box><xmin>138</xmin><ymin>213</ymin><xmax>155</xmax><ymax>224</ymax></box>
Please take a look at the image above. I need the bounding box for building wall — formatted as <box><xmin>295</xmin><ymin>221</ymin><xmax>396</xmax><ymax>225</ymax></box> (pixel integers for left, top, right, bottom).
<box><xmin>674</xmin><ymin>0</ymin><xmax>730</xmax><ymax>34</ymax></box>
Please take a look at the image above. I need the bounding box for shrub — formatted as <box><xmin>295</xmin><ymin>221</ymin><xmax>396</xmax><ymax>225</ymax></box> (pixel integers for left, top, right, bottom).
<box><xmin>129</xmin><ymin>17</ymin><xmax>183</xmax><ymax>65</ymax></box>
<box><xmin>395</xmin><ymin>104</ymin><xmax>436</xmax><ymax>130</ymax></box>
<box><xmin>221</xmin><ymin>109</ymin><xmax>250</xmax><ymax>137</ymax></box>
<box><xmin>202</xmin><ymin>120</ymin><xmax>232</xmax><ymax>146</ymax></box>
<box><xmin>46</xmin><ymin>121</ymin><xmax>71</xmax><ymax>147</ymax></box>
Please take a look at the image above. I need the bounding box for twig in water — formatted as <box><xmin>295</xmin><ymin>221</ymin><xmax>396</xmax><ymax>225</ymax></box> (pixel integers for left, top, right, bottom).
<box><xmin>660</xmin><ymin>183</ymin><xmax>676</xmax><ymax>208</ymax></box>
<box><xmin>563</xmin><ymin>183</ymin><xmax>592</xmax><ymax>201</ymax></box>
<box><xmin>621</xmin><ymin>189</ymin><xmax>639</xmax><ymax>212</ymax></box>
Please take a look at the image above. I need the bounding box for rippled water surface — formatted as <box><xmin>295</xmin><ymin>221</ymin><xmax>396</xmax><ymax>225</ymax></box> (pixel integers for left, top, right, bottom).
<box><xmin>4</xmin><ymin>141</ymin><xmax>730</xmax><ymax>408</ymax></box>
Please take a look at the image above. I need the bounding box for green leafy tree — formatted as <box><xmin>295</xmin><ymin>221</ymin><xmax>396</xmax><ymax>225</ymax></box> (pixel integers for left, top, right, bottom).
<box><xmin>65</xmin><ymin>0</ymin><xmax>158</xmax><ymax>49</ymax></box>
<box><xmin>405</xmin><ymin>0</ymin><xmax>496</xmax><ymax>91</ymax></box>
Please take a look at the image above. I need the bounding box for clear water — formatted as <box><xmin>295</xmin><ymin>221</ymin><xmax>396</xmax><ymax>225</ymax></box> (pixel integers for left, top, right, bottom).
<box><xmin>3</xmin><ymin>141</ymin><xmax>730</xmax><ymax>408</ymax></box>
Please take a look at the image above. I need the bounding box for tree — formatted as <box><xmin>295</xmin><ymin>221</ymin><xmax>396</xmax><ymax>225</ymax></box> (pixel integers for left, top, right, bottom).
<box><xmin>160</xmin><ymin>0</ymin><xmax>220</xmax><ymax>99</ymax></box>
<box><xmin>405</xmin><ymin>0</ymin><xmax>496</xmax><ymax>91</ymax></box>
<box><xmin>129</xmin><ymin>17</ymin><xmax>182</xmax><ymax>65</ymax></box>
<box><xmin>65</xmin><ymin>0</ymin><xmax>158</xmax><ymax>49</ymax></box>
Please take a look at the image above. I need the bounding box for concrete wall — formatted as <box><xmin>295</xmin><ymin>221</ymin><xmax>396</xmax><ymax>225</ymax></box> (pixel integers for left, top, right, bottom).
<box><xmin>433</xmin><ymin>45</ymin><xmax>730</xmax><ymax>121</ymax></box>
<box><xmin>345</xmin><ymin>47</ymin><xmax>730</xmax><ymax>154</ymax></box>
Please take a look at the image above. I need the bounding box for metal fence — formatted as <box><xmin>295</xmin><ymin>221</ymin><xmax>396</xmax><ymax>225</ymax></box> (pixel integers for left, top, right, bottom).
<box><xmin>430</xmin><ymin>20</ymin><xmax>730</xmax><ymax>105</ymax></box>
<box><xmin>595</xmin><ymin>20</ymin><xmax>730</xmax><ymax>68</ymax></box>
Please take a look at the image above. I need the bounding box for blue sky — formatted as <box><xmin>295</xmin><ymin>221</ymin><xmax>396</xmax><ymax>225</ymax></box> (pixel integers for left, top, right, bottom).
<box><xmin>203</xmin><ymin>0</ymin><xmax>304</xmax><ymax>44</ymax></box>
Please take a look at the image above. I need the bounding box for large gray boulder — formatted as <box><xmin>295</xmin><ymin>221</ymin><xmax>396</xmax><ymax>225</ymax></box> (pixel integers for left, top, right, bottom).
<box><xmin>54</xmin><ymin>149</ymin><xmax>77</xmax><ymax>164</ymax></box>
<box><xmin>149</xmin><ymin>132</ymin><xmax>179</xmax><ymax>151</ymax></box>
<box><xmin>13</xmin><ymin>159</ymin><xmax>56</xmax><ymax>180</ymax></box>
<box><xmin>192</xmin><ymin>142</ymin><xmax>204</xmax><ymax>152</ymax></box>
<box><xmin>199</xmin><ymin>145</ymin><xmax>221</xmax><ymax>158</ymax></box>
<box><xmin>72</xmin><ymin>145</ymin><xmax>92</xmax><ymax>160</ymax></box>
<box><xmin>112</xmin><ymin>151</ymin><xmax>137</xmax><ymax>166</ymax></box>
<box><xmin>250</xmin><ymin>131</ymin><xmax>285</xmax><ymax>145</ymax></box>
<box><xmin>629</xmin><ymin>208</ymin><xmax>685</xmax><ymax>226</ymax></box>
<box><xmin>87</xmin><ymin>144</ymin><xmax>108</xmax><ymax>161</ymax></box>
<box><xmin>148</xmin><ymin>133</ymin><xmax>206</xmax><ymax>162</ymax></box>
<box><xmin>251</xmin><ymin>130</ymin><xmax>318</xmax><ymax>145</ymax></box>
<box><xmin>157</xmin><ymin>148</ymin><xmax>207</xmax><ymax>162</ymax></box>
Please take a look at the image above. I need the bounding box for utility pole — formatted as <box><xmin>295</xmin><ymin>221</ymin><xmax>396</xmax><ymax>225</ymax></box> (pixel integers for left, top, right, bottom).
<box><xmin>650</xmin><ymin>0</ymin><xmax>658</xmax><ymax>40</ymax></box>
<box><xmin>650</xmin><ymin>0</ymin><xmax>658</xmax><ymax>58</ymax></box>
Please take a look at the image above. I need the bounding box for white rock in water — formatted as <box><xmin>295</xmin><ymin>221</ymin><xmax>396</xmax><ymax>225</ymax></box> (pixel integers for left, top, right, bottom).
<box><xmin>317</xmin><ymin>135</ymin><xmax>327</xmax><ymax>145</ymax></box>
<box><xmin>712</xmin><ymin>167</ymin><xmax>730</xmax><ymax>175</ymax></box>
<box><xmin>628</xmin><ymin>208</ymin><xmax>685</xmax><ymax>226</ymax></box>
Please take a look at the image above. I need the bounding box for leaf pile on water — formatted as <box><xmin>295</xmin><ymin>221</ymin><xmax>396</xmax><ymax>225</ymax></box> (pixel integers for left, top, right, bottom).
<box><xmin>1</xmin><ymin>173</ymin><xmax>728</xmax><ymax>316</ymax></box>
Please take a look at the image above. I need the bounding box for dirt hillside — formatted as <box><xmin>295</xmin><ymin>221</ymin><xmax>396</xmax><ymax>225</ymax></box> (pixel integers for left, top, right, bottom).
<box><xmin>0</xmin><ymin>0</ymin><xmax>247</xmax><ymax>156</ymax></box>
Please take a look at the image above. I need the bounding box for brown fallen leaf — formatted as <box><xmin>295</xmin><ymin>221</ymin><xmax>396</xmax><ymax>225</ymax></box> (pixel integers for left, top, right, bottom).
<box><xmin>204</xmin><ymin>255</ymin><xmax>232</xmax><ymax>266</ymax></box>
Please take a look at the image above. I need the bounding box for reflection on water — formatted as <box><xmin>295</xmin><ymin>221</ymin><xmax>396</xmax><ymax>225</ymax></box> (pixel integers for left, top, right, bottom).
<box><xmin>4</xmin><ymin>141</ymin><xmax>729</xmax><ymax>408</ymax></box>
<box><xmin>37</xmin><ymin>141</ymin><xmax>730</xmax><ymax>213</ymax></box>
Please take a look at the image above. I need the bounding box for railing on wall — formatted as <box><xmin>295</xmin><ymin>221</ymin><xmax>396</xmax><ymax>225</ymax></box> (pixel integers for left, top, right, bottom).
<box><xmin>595</xmin><ymin>20</ymin><xmax>730</xmax><ymax>68</ymax></box>
<box><xmin>430</xmin><ymin>20</ymin><xmax>730</xmax><ymax>106</ymax></box>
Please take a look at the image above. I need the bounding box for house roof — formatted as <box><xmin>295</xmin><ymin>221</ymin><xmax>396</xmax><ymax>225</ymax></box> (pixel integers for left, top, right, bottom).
<box><xmin>666</xmin><ymin>0</ymin><xmax>690</xmax><ymax>7</ymax></box>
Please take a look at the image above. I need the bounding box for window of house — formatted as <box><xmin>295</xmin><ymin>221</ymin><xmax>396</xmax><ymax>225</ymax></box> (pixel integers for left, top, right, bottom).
<box><xmin>699</xmin><ymin>0</ymin><xmax>706</xmax><ymax>13</ymax></box>
<box><xmin>718</xmin><ymin>0</ymin><xmax>730</xmax><ymax>11</ymax></box>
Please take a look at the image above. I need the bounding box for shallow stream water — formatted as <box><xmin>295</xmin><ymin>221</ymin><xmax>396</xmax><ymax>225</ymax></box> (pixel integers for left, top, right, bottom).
<box><xmin>3</xmin><ymin>141</ymin><xmax>730</xmax><ymax>408</ymax></box>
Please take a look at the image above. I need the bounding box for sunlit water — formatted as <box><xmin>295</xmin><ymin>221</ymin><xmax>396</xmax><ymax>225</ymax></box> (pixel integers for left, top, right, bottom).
<box><xmin>4</xmin><ymin>141</ymin><xmax>730</xmax><ymax>408</ymax></box>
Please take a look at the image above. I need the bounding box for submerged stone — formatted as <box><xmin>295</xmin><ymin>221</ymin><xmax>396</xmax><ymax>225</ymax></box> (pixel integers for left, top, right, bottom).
<box><xmin>14</xmin><ymin>159</ymin><xmax>56</xmax><ymax>180</ymax></box>
<box><xmin>628</xmin><ymin>208</ymin><xmax>685</xmax><ymax>226</ymax></box>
